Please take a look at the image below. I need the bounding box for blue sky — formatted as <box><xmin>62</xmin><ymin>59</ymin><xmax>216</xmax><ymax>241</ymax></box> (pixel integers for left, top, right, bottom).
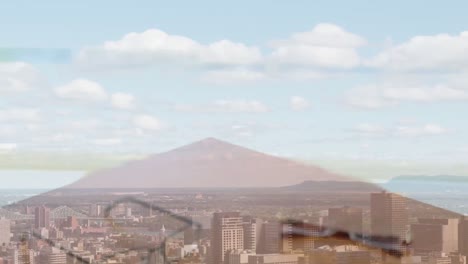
<box><xmin>1</xmin><ymin>1</ymin><xmax>468</xmax><ymax>179</ymax></box>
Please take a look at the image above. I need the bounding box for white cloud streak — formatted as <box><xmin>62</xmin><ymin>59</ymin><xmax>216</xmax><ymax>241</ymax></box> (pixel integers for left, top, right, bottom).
<box><xmin>55</xmin><ymin>79</ymin><xmax>108</xmax><ymax>101</ymax></box>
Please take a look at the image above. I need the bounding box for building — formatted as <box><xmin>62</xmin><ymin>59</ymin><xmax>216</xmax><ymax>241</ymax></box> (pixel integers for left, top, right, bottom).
<box><xmin>301</xmin><ymin>245</ymin><xmax>370</xmax><ymax>264</ymax></box>
<box><xmin>248</xmin><ymin>254</ymin><xmax>302</xmax><ymax>264</ymax></box>
<box><xmin>211</xmin><ymin>212</ymin><xmax>244</xmax><ymax>264</ymax></box>
<box><xmin>184</xmin><ymin>214</ymin><xmax>212</xmax><ymax>245</ymax></box>
<box><xmin>458</xmin><ymin>217</ymin><xmax>468</xmax><ymax>256</ymax></box>
<box><xmin>411</xmin><ymin>218</ymin><xmax>459</xmax><ymax>255</ymax></box>
<box><xmin>370</xmin><ymin>192</ymin><xmax>408</xmax><ymax>245</ymax></box>
<box><xmin>34</xmin><ymin>206</ymin><xmax>50</xmax><ymax>229</ymax></box>
<box><xmin>327</xmin><ymin>207</ymin><xmax>363</xmax><ymax>234</ymax></box>
<box><xmin>38</xmin><ymin>247</ymin><xmax>66</xmax><ymax>264</ymax></box>
<box><xmin>426</xmin><ymin>253</ymin><xmax>452</xmax><ymax>264</ymax></box>
<box><xmin>225</xmin><ymin>249</ymin><xmax>255</xmax><ymax>264</ymax></box>
<box><xmin>334</xmin><ymin>245</ymin><xmax>371</xmax><ymax>264</ymax></box>
<box><xmin>17</xmin><ymin>241</ymin><xmax>35</xmax><ymax>264</ymax></box>
<box><xmin>258</xmin><ymin>222</ymin><xmax>284</xmax><ymax>254</ymax></box>
<box><xmin>288</xmin><ymin>221</ymin><xmax>320</xmax><ymax>252</ymax></box>
<box><xmin>89</xmin><ymin>204</ymin><xmax>101</xmax><ymax>217</ymax></box>
<box><xmin>65</xmin><ymin>216</ymin><xmax>79</xmax><ymax>229</ymax></box>
<box><xmin>243</xmin><ymin>217</ymin><xmax>263</xmax><ymax>253</ymax></box>
<box><xmin>0</xmin><ymin>218</ymin><xmax>10</xmax><ymax>246</ymax></box>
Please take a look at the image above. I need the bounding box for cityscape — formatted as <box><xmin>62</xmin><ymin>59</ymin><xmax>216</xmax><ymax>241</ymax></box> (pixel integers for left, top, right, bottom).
<box><xmin>2</xmin><ymin>1</ymin><xmax>468</xmax><ymax>264</ymax></box>
<box><xmin>0</xmin><ymin>138</ymin><xmax>465</xmax><ymax>264</ymax></box>
<box><xmin>0</xmin><ymin>188</ymin><xmax>466</xmax><ymax>264</ymax></box>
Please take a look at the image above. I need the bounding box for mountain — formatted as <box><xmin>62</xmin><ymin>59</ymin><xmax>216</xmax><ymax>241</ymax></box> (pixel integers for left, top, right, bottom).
<box><xmin>68</xmin><ymin>138</ymin><xmax>352</xmax><ymax>189</ymax></box>
<box><xmin>283</xmin><ymin>180</ymin><xmax>383</xmax><ymax>192</ymax></box>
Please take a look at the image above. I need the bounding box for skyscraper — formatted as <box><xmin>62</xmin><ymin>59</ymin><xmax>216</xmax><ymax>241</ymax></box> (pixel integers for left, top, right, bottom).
<box><xmin>34</xmin><ymin>206</ymin><xmax>50</xmax><ymax>229</ymax></box>
<box><xmin>243</xmin><ymin>216</ymin><xmax>263</xmax><ymax>253</ymax></box>
<box><xmin>0</xmin><ymin>218</ymin><xmax>10</xmax><ymax>246</ymax></box>
<box><xmin>458</xmin><ymin>217</ymin><xmax>468</xmax><ymax>255</ymax></box>
<box><xmin>370</xmin><ymin>192</ymin><xmax>409</xmax><ymax>245</ymax></box>
<box><xmin>258</xmin><ymin>221</ymin><xmax>282</xmax><ymax>254</ymax></box>
<box><xmin>211</xmin><ymin>212</ymin><xmax>244</xmax><ymax>264</ymax></box>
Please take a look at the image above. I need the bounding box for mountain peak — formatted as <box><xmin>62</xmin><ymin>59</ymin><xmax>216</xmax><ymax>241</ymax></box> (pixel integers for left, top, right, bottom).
<box><xmin>189</xmin><ymin>137</ymin><xmax>238</xmax><ymax>148</ymax></box>
<box><xmin>69</xmin><ymin>138</ymin><xmax>351</xmax><ymax>189</ymax></box>
<box><xmin>162</xmin><ymin>137</ymin><xmax>259</xmax><ymax>160</ymax></box>
<box><xmin>198</xmin><ymin>137</ymin><xmax>224</xmax><ymax>143</ymax></box>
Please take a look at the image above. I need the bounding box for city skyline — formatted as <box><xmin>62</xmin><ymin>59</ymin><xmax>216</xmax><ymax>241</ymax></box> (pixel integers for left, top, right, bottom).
<box><xmin>0</xmin><ymin>188</ymin><xmax>463</xmax><ymax>264</ymax></box>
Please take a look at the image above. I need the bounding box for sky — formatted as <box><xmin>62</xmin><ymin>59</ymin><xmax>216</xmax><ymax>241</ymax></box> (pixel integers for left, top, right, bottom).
<box><xmin>1</xmin><ymin>1</ymin><xmax>468</xmax><ymax>180</ymax></box>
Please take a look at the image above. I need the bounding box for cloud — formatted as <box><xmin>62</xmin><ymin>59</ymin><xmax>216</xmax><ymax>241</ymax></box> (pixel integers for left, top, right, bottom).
<box><xmin>353</xmin><ymin>123</ymin><xmax>447</xmax><ymax>138</ymax></box>
<box><xmin>214</xmin><ymin>100</ymin><xmax>269</xmax><ymax>113</ymax></box>
<box><xmin>111</xmin><ymin>92</ymin><xmax>135</xmax><ymax>109</ymax></box>
<box><xmin>354</xmin><ymin>123</ymin><xmax>387</xmax><ymax>135</ymax></box>
<box><xmin>68</xmin><ymin>119</ymin><xmax>100</xmax><ymax>130</ymax></box>
<box><xmin>368</xmin><ymin>31</ymin><xmax>468</xmax><ymax>71</ymax></box>
<box><xmin>75</xmin><ymin>24</ymin><xmax>365</xmax><ymax>84</ymax></box>
<box><xmin>201</xmin><ymin>68</ymin><xmax>266</xmax><ymax>84</ymax></box>
<box><xmin>0</xmin><ymin>143</ymin><xmax>17</xmax><ymax>152</ymax></box>
<box><xmin>133</xmin><ymin>114</ymin><xmax>163</xmax><ymax>131</ymax></box>
<box><xmin>0</xmin><ymin>108</ymin><xmax>41</xmax><ymax>122</ymax></box>
<box><xmin>0</xmin><ymin>125</ymin><xmax>16</xmax><ymax>136</ymax></box>
<box><xmin>268</xmin><ymin>23</ymin><xmax>366</xmax><ymax>69</ymax></box>
<box><xmin>0</xmin><ymin>62</ymin><xmax>44</xmax><ymax>93</ymax></box>
<box><xmin>174</xmin><ymin>100</ymin><xmax>270</xmax><ymax>113</ymax></box>
<box><xmin>76</xmin><ymin>29</ymin><xmax>262</xmax><ymax>68</ymax></box>
<box><xmin>92</xmin><ymin>138</ymin><xmax>122</xmax><ymax>146</ymax></box>
<box><xmin>55</xmin><ymin>79</ymin><xmax>108</xmax><ymax>101</ymax></box>
<box><xmin>290</xmin><ymin>96</ymin><xmax>310</xmax><ymax>111</ymax></box>
<box><xmin>346</xmin><ymin>83</ymin><xmax>468</xmax><ymax>109</ymax></box>
<box><xmin>395</xmin><ymin>124</ymin><xmax>447</xmax><ymax>137</ymax></box>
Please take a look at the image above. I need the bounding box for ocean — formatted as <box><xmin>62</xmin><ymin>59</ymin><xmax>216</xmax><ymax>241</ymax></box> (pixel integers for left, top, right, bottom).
<box><xmin>0</xmin><ymin>170</ymin><xmax>85</xmax><ymax>206</ymax></box>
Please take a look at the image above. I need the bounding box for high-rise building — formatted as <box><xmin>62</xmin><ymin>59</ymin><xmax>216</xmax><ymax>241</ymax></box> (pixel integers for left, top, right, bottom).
<box><xmin>34</xmin><ymin>206</ymin><xmax>50</xmax><ymax>229</ymax></box>
<box><xmin>370</xmin><ymin>192</ymin><xmax>408</xmax><ymax>244</ymax></box>
<box><xmin>0</xmin><ymin>218</ymin><xmax>10</xmax><ymax>246</ymax></box>
<box><xmin>258</xmin><ymin>222</ymin><xmax>282</xmax><ymax>254</ymax></box>
<box><xmin>243</xmin><ymin>216</ymin><xmax>263</xmax><ymax>253</ymax></box>
<box><xmin>211</xmin><ymin>212</ymin><xmax>244</xmax><ymax>264</ymax></box>
<box><xmin>327</xmin><ymin>207</ymin><xmax>363</xmax><ymax>234</ymax></box>
<box><xmin>458</xmin><ymin>217</ymin><xmax>468</xmax><ymax>256</ymax></box>
<box><xmin>411</xmin><ymin>218</ymin><xmax>459</xmax><ymax>255</ymax></box>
